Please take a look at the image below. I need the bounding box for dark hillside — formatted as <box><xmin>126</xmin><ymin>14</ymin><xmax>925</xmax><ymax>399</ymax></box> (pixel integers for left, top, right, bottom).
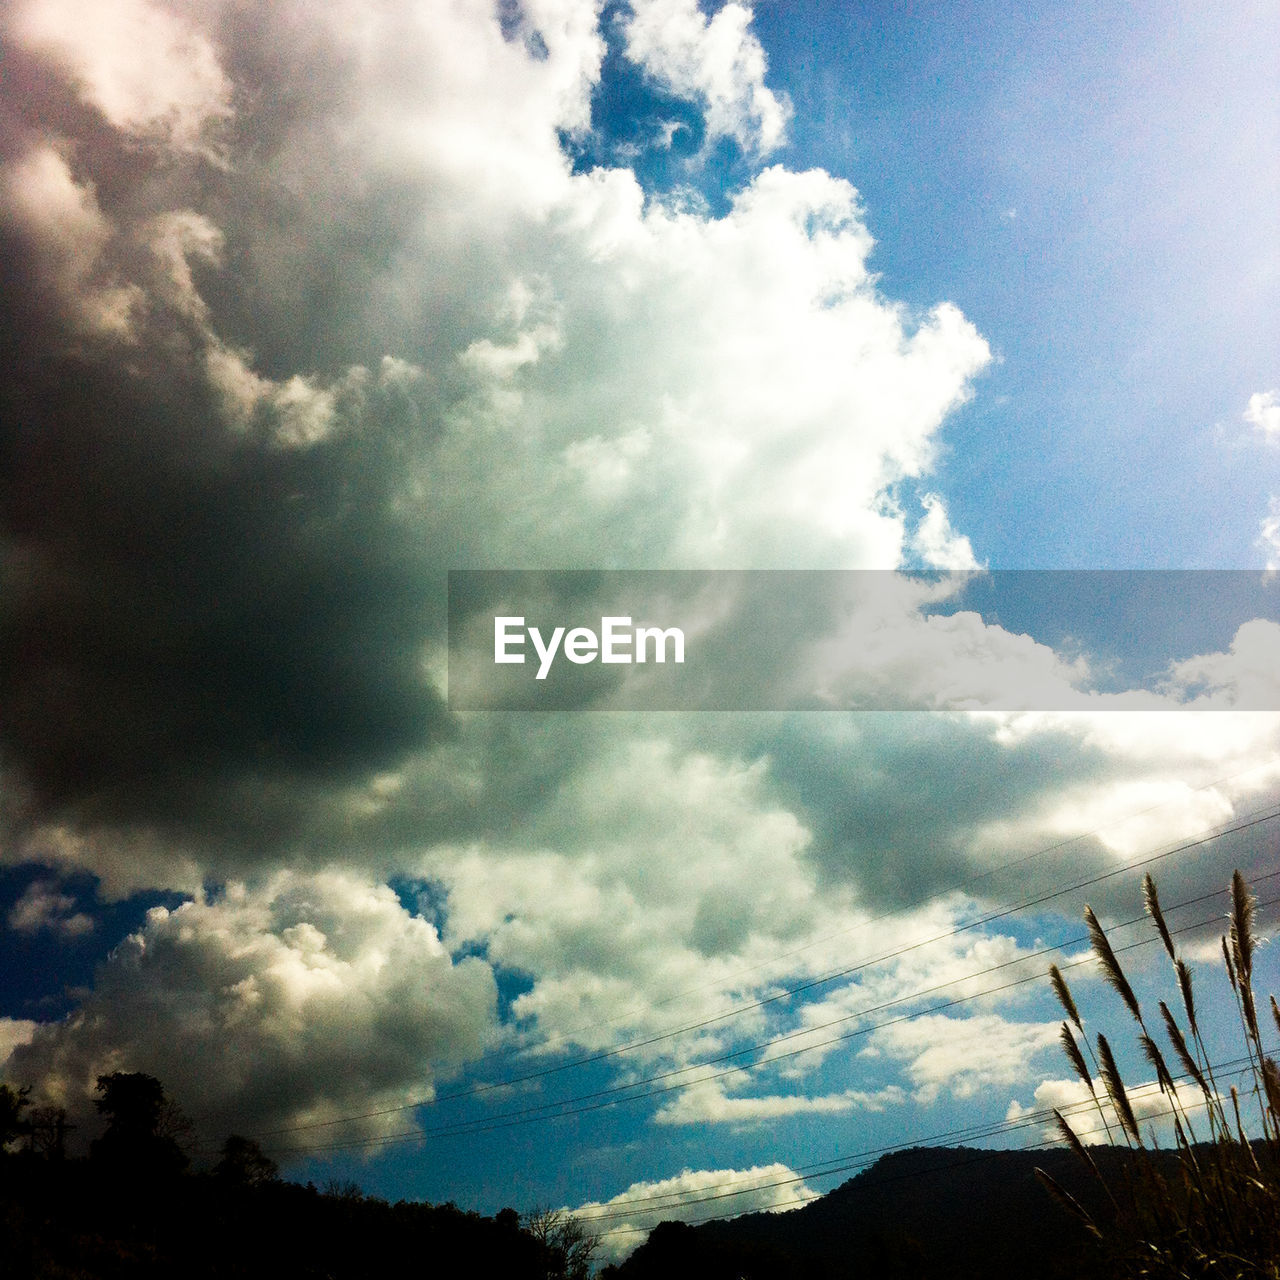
<box><xmin>0</xmin><ymin>1152</ymin><xmax>551</xmax><ymax>1280</ymax></box>
<box><xmin>606</xmin><ymin>1145</ymin><xmax>1181</xmax><ymax>1280</ymax></box>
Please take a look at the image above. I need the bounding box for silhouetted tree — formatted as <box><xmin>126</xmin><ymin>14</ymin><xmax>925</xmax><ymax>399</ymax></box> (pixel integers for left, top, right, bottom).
<box><xmin>214</xmin><ymin>1134</ymin><xmax>278</xmax><ymax>1186</ymax></box>
<box><xmin>25</xmin><ymin>1104</ymin><xmax>71</xmax><ymax>1160</ymax></box>
<box><xmin>0</xmin><ymin>1082</ymin><xmax>31</xmax><ymax>1152</ymax></box>
<box><xmin>90</xmin><ymin>1071</ymin><xmax>189</xmax><ymax>1179</ymax></box>
<box><xmin>323</xmin><ymin>1176</ymin><xmax>365</xmax><ymax>1201</ymax></box>
<box><xmin>524</xmin><ymin>1206</ymin><xmax>599</xmax><ymax>1280</ymax></box>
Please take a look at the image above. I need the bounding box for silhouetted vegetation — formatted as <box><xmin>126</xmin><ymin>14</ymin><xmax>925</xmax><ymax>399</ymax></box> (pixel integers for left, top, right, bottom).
<box><xmin>6</xmin><ymin>870</ymin><xmax>1277</xmax><ymax>1278</ymax></box>
<box><xmin>1039</xmin><ymin>871</ymin><xmax>1280</xmax><ymax>1277</ymax></box>
<box><xmin>91</xmin><ymin>1071</ymin><xmax>190</xmax><ymax>1182</ymax></box>
<box><xmin>524</xmin><ymin>1205</ymin><xmax>599</xmax><ymax>1279</ymax></box>
<box><xmin>0</xmin><ymin>1072</ymin><xmax>590</xmax><ymax>1279</ymax></box>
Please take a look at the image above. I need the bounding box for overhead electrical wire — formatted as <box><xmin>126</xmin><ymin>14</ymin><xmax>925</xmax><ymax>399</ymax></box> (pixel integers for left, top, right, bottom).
<box><xmin>582</xmin><ymin>1071</ymin><xmax>1252</xmax><ymax>1231</ymax></box>
<box><xmin>186</xmin><ymin>775</ymin><xmax>1280</xmax><ymax>1143</ymax></box>
<box><xmin>254</xmin><ymin>885</ymin><xmax>1272</xmax><ymax>1156</ymax></box>
<box><xmin>244</xmin><ymin>867</ymin><xmax>1280</xmax><ymax>1159</ymax></box>
<box><xmin>227</xmin><ymin>797</ymin><xmax>1280</xmax><ymax>1147</ymax></box>
<box><xmin>534</xmin><ymin>756</ymin><xmax>1280</xmax><ymax>1052</ymax></box>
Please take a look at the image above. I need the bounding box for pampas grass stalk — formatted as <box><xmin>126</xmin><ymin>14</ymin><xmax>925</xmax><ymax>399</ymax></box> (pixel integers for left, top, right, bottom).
<box><xmin>1043</xmin><ymin>869</ymin><xmax>1280</xmax><ymax>1278</ymax></box>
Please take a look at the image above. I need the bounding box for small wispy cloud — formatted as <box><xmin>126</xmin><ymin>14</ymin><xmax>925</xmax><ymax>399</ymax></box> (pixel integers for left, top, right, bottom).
<box><xmin>574</xmin><ymin>1162</ymin><xmax>817</xmax><ymax>1264</ymax></box>
<box><xmin>7</xmin><ymin>881</ymin><xmax>94</xmax><ymax>937</ymax></box>
<box><xmin>1245</xmin><ymin>390</ymin><xmax>1280</xmax><ymax>442</ymax></box>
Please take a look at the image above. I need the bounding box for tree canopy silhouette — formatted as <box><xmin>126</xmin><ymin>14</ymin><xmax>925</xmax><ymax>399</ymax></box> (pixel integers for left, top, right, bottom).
<box><xmin>90</xmin><ymin>1071</ymin><xmax>189</xmax><ymax>1180</ymax></box>
<box><xmin>0</xmin><ymin>1082</ymin><xmax>30</xmax><ymax>1152</ymax></box>
<box><xmin>214</xmin><ymin>1134</ymin><xmax>279</xmax><ymax>1187</ymax></box>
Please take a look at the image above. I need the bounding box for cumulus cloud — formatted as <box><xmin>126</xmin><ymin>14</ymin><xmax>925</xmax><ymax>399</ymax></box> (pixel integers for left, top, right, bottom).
<box><xmin>909</xmin><ymin>493</ymin><xmax>982</xmax><ymax>570</ymax></box>
<box><xmin>6</xmin><ymin>0</ymin><xmax>232</xmax><ymax>155</ymax></box>
<box><xmin>433</xmin><ymin>736</ymin><xmax>827</xmax><ymax>1057</ymax></box>
<box><xmin>0</xmin><ymin>0</ymin><xmax>991</xmax><ymax>877</ymax></box>
<box><xmin>6</xmin><ymin>870</ymin><xmax>497</xmax><ymax>1145</ymax></box>
<box><xmin>622</xmin><ymin>0</ymin><xmax>792</xmax><ymax>153</ymax></box>
<box><xmin>868</xmin><ymin>1013</ymin><xmax>1061</xmax><ymax>1104</ymax></box>
<box><xmin>1245</xmin><ymin>390</ymin><xmax>1280</xmax><ymax>442</ymax></box>
<box><xmin>653</xmin><ymin>1078</ymin><xmax>904</xmax><ymax>1126</ymax></box>
<box><xmin>3</xmin><ymin>0</ymin><xmax>1280</xmax><ymax>1189</ymax></box>
<box><xmin>1008</xmin><ymin>1075</ymin><xmax>1213</xmax><ymax>1147</ymax></box>
<box><xmin>1162</xmin><ymin>619</ymin><xmax>1280</xmax><ymax>709</ymax></box>
<box><xmin>7</xmin><ymin>879</ymin><xmax>94</xmax><ymax>936</ymax></box>
<box><xmin>574</xmin><ymin>1162</ymin><xmax>816</xmax><ymax>1264</ymax></box>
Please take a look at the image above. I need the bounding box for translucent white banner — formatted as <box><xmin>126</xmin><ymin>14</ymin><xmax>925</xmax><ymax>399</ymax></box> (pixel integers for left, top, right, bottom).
<box><xmin>447</xmin><ymin>571</ymin><xmax>1280</xmax><ymax>711</ymax></box>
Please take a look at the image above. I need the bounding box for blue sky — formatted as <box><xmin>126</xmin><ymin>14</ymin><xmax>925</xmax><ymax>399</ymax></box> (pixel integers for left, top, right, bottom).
<box><xmin>2</xmin><ymin>0</ymin><xmax>1280</xmax><ymax>1261</ymax></box>
<box><xmin>756</xmin><ymin>0</ymin><xmax>1280</xmax><ymax>568</ymax></box>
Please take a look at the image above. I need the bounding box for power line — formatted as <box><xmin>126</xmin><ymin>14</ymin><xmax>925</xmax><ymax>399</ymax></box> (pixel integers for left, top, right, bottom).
<box><xmin>234</xmin><ymin>800</ymin><xmax>1280</xmax><ymax>1146</ymax></box>
<box><xmin>584</xmin><ymin>1060</ymin><xmax>1259</xmax><ymax>1239</ymax></box>
<box><xmin>528</xmin><ymin>758</ymin><xmax>1280</xmax><ymax>1052</ymax></box>
<box><xmin>249</xmin><ymin>871</ymin><xmax>1280</xmax><ymax>1158</ymax></box>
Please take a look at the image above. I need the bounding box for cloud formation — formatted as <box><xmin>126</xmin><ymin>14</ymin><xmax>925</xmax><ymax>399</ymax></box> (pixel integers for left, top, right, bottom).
<box><xmin>574</xmin><ymin>1162</ymin><xmax>816</xmax><ymax>1264</ymax></box>
<box><xmin>7</xmin><ymin>870</ymin><xmax>497</xmax><ymax>1143</ymax></box>
<box><xmin>622</xmin><ymin>0</ymin><xmax>791</xmax><ymax>153</ymax></box>
<box><xmin>652</xmin><ymin>1078</ymin><xmax>904</xmax><ymax>1126</ymax></box>
<box><xmin>7</xmin><ymin>879</ymin><xmax>94</xmax><ymax>936</ymax></box>
<box><xmin>0</xmin><ymin>0</ymin><xmax>990</xmax><ymax>877</ymax></box>
<box><xmin>1245</xmin><ymin>390</ymin><xmax>1280</xmax><ymax>443</ymax></box>
<box><xmin>868</xmin><ymin>1012</ymin><xmax>1061</xmax><ymax>1105</ymax></box>
<box><xmin>3</xmin><ymin>0</ymin><xmax>1280</xmax><ymax>1192</ymax></box>
<box><xmin>1007</xmin><ymin>1075</ymin><xmax>1212</xmax><ymax>1148</ymax></box>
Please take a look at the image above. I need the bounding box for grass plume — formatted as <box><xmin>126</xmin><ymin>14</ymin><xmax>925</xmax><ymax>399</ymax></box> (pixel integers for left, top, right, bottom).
<box><xmin>1042</xmin><ymin>869</ymin><xmax>1280</xmax><ymax>1278</ymax></box>
<box><xmin>1085</xmin><ymin>904</ymin><xmax>1144</xmax><ymax>1027</ymax></box>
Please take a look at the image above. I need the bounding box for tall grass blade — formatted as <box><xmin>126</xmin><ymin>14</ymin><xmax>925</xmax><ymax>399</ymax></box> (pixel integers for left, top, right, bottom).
<box><xmin>1035</xmin><ymin>1168</ymin><xmax>1103</xmax><ymax>1239</ymax></box>
<box><xmin>1061</xmin><ymin>1022</ymin><xmax>1092</xmax><ymax>1088</ymax></box>
<box><xmin>1263</xmin><ymin>1058</ymin><xmax>1280</xmax><ymax>1128</ymax></box>
<box><xmin>1044</xmin><ymin>869</ymin><xmax>1280</xmax><ymax>1274</ymax></box>
<box><xmin>1143</xmin><ymin>873</ymin><xmax>1176</xmax><ymax>962</ymax></box>
<box><xmin>1176</xmin><ymin>960</ymin><xmax>1199</xmax><ymax>1037</ymax></box>
<box><xmin>1098</xmin><ymin>1032</ymin><xmax>1142</xmax><ymax>1145</ymax></box>
<box><xmin>1158</xmin><ymin>1001</ymin><xmax>1208</xmax><ymax>1097</ymax></box>
<box><xmin>1050</xmin><ymin>963</ymin><xmax>1084</xmax><ymax>1032</ymax></box>
<box><xmin>1086</xmin><ymin>905</ymin><xmax>1143</xmax><ymax>1026</ymax></box>
<box><xmin>1139</xmin><ymin>1034</ymin><xmax>1175</xmax><ymax>1097</ymax></box>
<box><xmin>1230</xmin><ymin>869</ymin><xmax>1255</xmax><ymax>982</ymax></box>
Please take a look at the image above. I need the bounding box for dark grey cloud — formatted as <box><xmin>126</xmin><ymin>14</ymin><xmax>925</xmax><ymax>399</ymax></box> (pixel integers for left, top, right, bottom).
<box><xmin>2</xmin><ymin>0</ymin><xmax>1271</xmax><ymax>946</ymax></box>
<box><xmin>0</xmin><ymin>255</ymin><xmax>452</xmax><ymax>853</ymax></box>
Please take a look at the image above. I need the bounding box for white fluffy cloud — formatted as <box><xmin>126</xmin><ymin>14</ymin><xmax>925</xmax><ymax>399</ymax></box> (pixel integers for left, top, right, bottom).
<box><xmin>574</xmin><ymin>1162</ymin><xmax>816</xmax><ymax>1264</ymax></box>
<box><xmin>433</xmin><ymin>737</ymin><xmax>828</xmax><ymax>1058</ymax></box>
<box><xmin>623</xmin><ymin>0</ymin><xmax>792</xmax><ymax>153</ymax></box>
<box><xmin>7</xmin><ymin>870</ymin><xmax>497</xmax><ymax>1145</ymax></box>
<box><xmin>6</xmin><ymin>0</ymin><xmax>232</xmax><ymax>154</ymax></box>
<box><xmin>1008</xmin><ymin>1075</ymin><xmax>1213</xmax><ymax>1147</ymax></box>
<box><xmin>653</xmin><ymin>1077</ymin><xmax>904</xmax><ymax>1126</ymax></box>
<box><xmin>868</xmin><ymin>1013</ymin><xmax>1061</xmax><ymax>1104</ymax></box>
<box><xmin>1245</xmin><ymin>390</ymin><xmax>1280</xmax><ymax>442</ymax></box>
<box><xmin>909</xmin><ymin>493</ymin><xmax>982</xmax><ymax>570</ymax></box>
<box><xmin>5</xmin><ymin>0</ymin><xmax>992</xmax><ymax>573</ymax></box>
<box><xmin>8</xmin><ymin>879</ymin><xmax>93</xmax><ymax>936</ymax></box>
<box><xmin>1162</xmin><ymin>619</ymin><xmax>1280</xmax><ymax>709</ymax></box>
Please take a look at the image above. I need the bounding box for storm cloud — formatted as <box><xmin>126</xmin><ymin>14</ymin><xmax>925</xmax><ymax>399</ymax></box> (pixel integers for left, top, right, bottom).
<box><xmin>2</xmin><ymin>0</ymin><xmax>1279</xmax><ymax>1177</ymax></box>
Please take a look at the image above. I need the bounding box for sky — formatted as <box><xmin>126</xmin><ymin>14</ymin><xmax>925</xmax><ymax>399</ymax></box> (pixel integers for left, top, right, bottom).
<box><xmin>2</xmin><ymin>0</ymin><xmax>1280</xmax><ymax>1263</ymax></box>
